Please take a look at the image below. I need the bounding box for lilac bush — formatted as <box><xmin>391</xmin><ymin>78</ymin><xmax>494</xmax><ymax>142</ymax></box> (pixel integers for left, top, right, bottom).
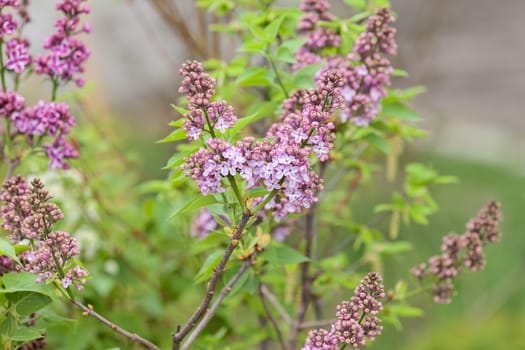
<box><xmin>0</xmin><ymin>0</ymin><xmax>506</xmax><ymax>349</ymax></box>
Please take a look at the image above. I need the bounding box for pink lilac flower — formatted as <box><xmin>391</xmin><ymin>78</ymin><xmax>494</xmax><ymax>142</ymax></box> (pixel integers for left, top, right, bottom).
<box><xmin>180</xmin><ymin>64</ymin><xmax>343</xmax><ymax>220</ymax></box>
<box><xmin>35</xmin><ymin>0</ymin><xmax>90</xmax><ymax>87</ymax></box>
<box><xmin>412</xmin><ymin>201</ymin><xmax>502</xmax><ymax>304</ymax></box>
<box><xmin>178</xmin><ymin>61</ymin><xmax>237</xmax><ymax>139</ymax></box>
<box><xmin>0</xmin><ymin>12</ymin><xmax>17</xmax><ymax>38</ymax></box>
<box><xmin>0</xmin><ymin>0</ymin><xmax>19</xmax><ymax>8</ymax></box>
<box><xmin>11</xmin><ymin>101</ymin><xmax>78</xmax><ymax>169</ymax></box>
<box><xmin>5</xmin><ymin>37</ymin><xmax>31</xmax><ymax>73</ymax></box>
<box><xmin>294</xmin><ymin>0</ymin><xmax>339</xmax><ymax>71</ymax></box>
<box><xmin>317</xmin><ymin>8</ymin><xmax>397</xmax><ymax>126</ymax></box>
<box><xmin>302</xmin><ymin>272</ymin><xmax>385</xmax><ymax>350</ymax></box>
<box><xmin>43</xmin><ymin>135</ymin><xmax>79</xmax><ymax>170</ymax></box>
<box><xmin>0</xmin><ymin>90</ymin><xmax>25</xmax><ymax>118</ymax></box>
<box><xmin>0</xmin><ymin>176</ymin><xmax>88</xmax><ymax>290</ymax></box>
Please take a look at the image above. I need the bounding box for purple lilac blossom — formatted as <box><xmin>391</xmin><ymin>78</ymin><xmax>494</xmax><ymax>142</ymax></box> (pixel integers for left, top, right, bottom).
<box><xmin>180</xmin><ymin>63</ymin><xmax>344</xmax><ymax>220</ymax></box>
<box><xmin>11</xmin><ymin>101</ymin><xmax>79</xmax><ymax>169</ymax></box>
<box><xmin>302</xmin><ymin>272</ymin><xmax>385</xmax><ymax>350</ymax></box>
<box><xmin>321</xmin><ymin>8</ymin><xmax>397</xmax><ymax>126</ymax></box>
<box><xmin>5</xmin><ymin>37</ymin><xmax>31</xmax><ymax>73</ymax></box>
<box><xmin>178</xmin><ymin>60</ymin><xmax>237</xmax><ymax>140</ymax></box>
<box><xmin>0</xmin><ymin>176</ymin><xmax>88</xmax><ymax>290</ymax></box>
<box><xmin>411</xmin><ymin>201</ymin><xmax>502</xmax><ymax>304</ymax></box>
<box><xmin>35</xmin><ymin>0</ymin><xmax>90</xmax><ymax>87</ymax></box>
<box><xmin>294</xmin><ymin>0</ymin><xmax>339</xmax><ymax>71</ymax></box>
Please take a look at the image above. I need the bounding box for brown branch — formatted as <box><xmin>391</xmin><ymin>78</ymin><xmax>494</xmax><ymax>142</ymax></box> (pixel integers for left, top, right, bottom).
<box><xmin>71</xmin><ymin>298</ymin><xmax>160</xmax><ymax>350</ymax></box>
<box><xmin>259</xmin><ymin>284</ymin><xmax>292</xmax><ymax>325</ymax></box>
<box><xmin>287</xmin><ymin>163</ymin><xmax>326</xmax><ymax>349</ymax></box>
<box><xmin>258</xmin><ymin>283</ymin><xmax>286</xmax><ymax>350</ymax></box>
<box><xmin>172</xmin><ymin>212</ymin><xmax>251</xmax><ymax>349</ymax></box>
<box><xmin>181</xmin><ymin>252</ymin><xmax>258</xmax><ymax>350</ymax></box>
<box><xmin>298</xmin><ymin>319</ymin><xmax>335</xmax><ymax>331</ymax></box>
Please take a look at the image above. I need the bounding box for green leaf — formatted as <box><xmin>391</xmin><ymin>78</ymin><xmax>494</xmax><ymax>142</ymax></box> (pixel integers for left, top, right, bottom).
<box><xmin>194</xmin><ymin>250</ymin><xmax>224</xmax><ymax>283</ymax></box>
<box><xmin>10</xmin><ymin>327</ymin><xmax>44</xmax><ymax>342</ymax></box>
<box><xmin>163</xmin><ymin>147</ymin><xmax>198</xmax><ymax>169</ymax></box>
<box><xmin>372</xmin><ymin>241</ymin><xmax>413</xmax><ymax>255</ymax></box>
<box><xmin>1</xmin><ymin>272</ymin><xmax>54</xmax><ymax>297</ymax></box>
<box><xmin>365</xmin><ymin>133</ymin><xmax>390</xmax><ymax>154</ymax></box>
<box><xmin>392</xmin><ymin>68</ymin><xmax>408</xmax><ymax>77</ymax></box>
<box><xmin>263</xmin><ymin>243</ymin><xmax>309</xmax><ymax>265</ymax></box>
<box><xmin>276</xmin><ymin>46</ymin><xmax>296</xmax><ymax>64</ymax></box>
<box><xmin>170</xmin><ymin>195</ymin><xmax>219</xmax><ymax>219</ymax></box>
<box><xmin>171</xmin><ymin>106</ymin><xmax>188</xmax><ymax>117</ymax></box>
<box><xmin>263</xmin><ymin>16</ymin><xmax>284</xmax><ymax>41</ymax></box>
<box><xmin>235</xmin><ymin>67</ymin><xmax>271</xmax><ymax>87</ymax></box>
<box><xmin>382</xmin><ymin>102</ymin><xmax>423</xmax><ymax>121</ymax></box>
<box><xmin>6</xmin><ymin>291</ymin><xmax>52</xmax><ymax>316</ymax></box>
<box><xmin>0</xmin><ymin>239</ymin><xmax>20</xmax><ymax>264</ymax></box>
<box><xmin>390</xmin><ymin>304</ymin><xmax>424</xmax><ymax>318</ymax></box>
<box><xmin>292</xmin><ymin>63</ymin><xmax>323</xmax><ymax>89</ymax></box>
<box><xmin>157</xmin><ymin>128</ymin><xmax>187</xmax><ymax>143</ymax></box>
<box><xmin>344</xmin><ymin>0</ymin><xmax>366</xmax><ymax>10</ymax></box>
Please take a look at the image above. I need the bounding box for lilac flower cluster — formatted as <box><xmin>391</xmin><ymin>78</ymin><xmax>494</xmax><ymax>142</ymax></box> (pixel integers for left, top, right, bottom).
<box><xmin>178</xmin><ymin>61</ymin><xmax>237</xmax><ymax>140</ymax></box>
<box><xmin>35</xmin><ymin>0</ymin><xmax>90</xmax><ymax>87</ymax></box>
<box><xmin>302</xmin><ymin>272</ymin><xmax>385</xmax><ymax>350</ymax></box>
<box><xmin>411</xmin><ymin>201</ymin><xmax>502</xmax><ymax>304</ymax></box>
<box><xmin>0</xmin><ymin>0</ymin><xmax>32</xmax><ymax>74</ymax></box>
<box><xmin>4</xmin><ymin>95</ymin><xmax>80</xmax><ymax>169</ymax></box>
<box><xmin>294</xmin><ymin>3</ymin><xmax>397</xmax><ymax>126</ymax></box>
<box><xmin>321</xmin><ymin>8</ymin><xmax>396</xmax><ymax>126</ymax></box>
<box><xmin>181</xmin><ymin>62</ymin><xmax>343</xmax><ymax>220</ymax></box>
<box><xmin>0</xmin><ymin>175</ymin><xmax>88</xmax><ymax>290</ymax></box>
<box><xmin>295</xmin><ymin>0</ymin><xmax>339</xmax><ymax>70</ymax></box>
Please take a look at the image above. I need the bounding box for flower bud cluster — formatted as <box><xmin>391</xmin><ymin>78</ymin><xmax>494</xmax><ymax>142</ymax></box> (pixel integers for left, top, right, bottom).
<box><xmin>321</xmin><ymin>8</ymin><xmax>396</xmax><ymax>126</ymax></box>
<box><xmin>181</xmin><ymin>67</ymin><xmax>343</xmax><ymax>220</ymax></box>
<box><xmin>0</xmin><ymin>176</ymin><xmax>88</xmax><ymax>290</ymax></box>
<box><xmin>302</xmin><ymin>272</ymin><xmax>385</xmax><ymax>350</ymax></box>
<box><xmin>295</xmin><ymin>0</ymin><xmax>339</xmax><ymax>70</ymax></box>
<box><xmin>35</xmin><ymin>0</ymin><xmax>90</xmax><ymax>87</ymax></box>
<box><xmin>178</xmin><ymin>60</ymin><xmax>237</xmax><ymax>140</ymax></box>
<box><xmin>412</xmin><ymin>201</ymin><xmax>502</xmax><ymax>303</ymax></box>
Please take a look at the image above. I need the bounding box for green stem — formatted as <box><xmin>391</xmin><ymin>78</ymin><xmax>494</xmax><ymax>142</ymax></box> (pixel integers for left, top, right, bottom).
<box><xmin>0</xmin><ymin>40</ymin><xmax>6</xmax><ymax>92</ymax></box>
<box><xmin>401</xmin><ymin>284</ymin><xmax>433</xmax><ymax>300</ymax></box>
<box><xmin>266</xmin><ymin>53</ymin><xmax>289</xmax><ymax>98</ymax></box>
<box><xmin>51</xmin><ymin>77</ymin><xmax>59</xmax><ymax>101</ymax></box>
<box><xmin>227</xmin><ymin>174</ymin><xmax>245</xmax><ymax>212</ymax></box>
<box><xmin>249</xmin><ymin>188</ymin><xmax>278</xmax><ymax>217</ymax></box>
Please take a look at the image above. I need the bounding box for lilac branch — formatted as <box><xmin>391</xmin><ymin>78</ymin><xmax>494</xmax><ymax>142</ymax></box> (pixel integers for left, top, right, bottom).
<box><xmin>172</xmin><ymin>211</ymin><xmax>251</xmax><ymax>349</ymax></box>
<box><xmin>258</xmin><ymin>283</ymin><xmax>286</xmax><ymax>350</ymax></box>
<box><xmin>259</xmin><ymin>284</ymin><xmax>292</xmax><ymax>325</ymax></box>
<box><xmin>70</xmin><ymin>298</ymin><xmax>161</xmax><ymax>350</ymax></box>
<box><xmin>181</xmin><ymin>252</ymin><xmax>259</xmax><ymax>350</ymax></box>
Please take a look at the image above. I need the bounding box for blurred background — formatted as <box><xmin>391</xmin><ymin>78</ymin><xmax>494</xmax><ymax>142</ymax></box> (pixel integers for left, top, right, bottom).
<box><xmin>30</xmin><ymin>0</ymin><xmax>525</xmax><ymax>348</ymax></box>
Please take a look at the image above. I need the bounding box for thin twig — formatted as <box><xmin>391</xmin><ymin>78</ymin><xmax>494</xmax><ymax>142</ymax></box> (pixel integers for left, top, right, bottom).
<box><xmin>259</xmin><ymin>284</ymin><xmax>292</xmax><ymax>325</ymax></box>
<box><xmin>258</xmin><ymin>283</ymin><xmax>286</xmax><ymax>350</ymax></box>
<box><xmin>287</xmin><ymin>163</ymin><xmax>325</xmax><ymax>349</ymax></box>
<box><xmin>298</xmin><ymin>319</ymin><xmax>335</xmax><ymax>330</ymax></box>
<box><xmin>181</xmin><ymin>252</ymin><xmax>258</xmax><ymax>350</ymax></box>
<box><xmin>287</xmin><ymin>201</ymin><xmax>317</xmax><ymax>349</ymax></box>
<box><xmin>172</xmin><ymin>212</ymin><xmax>251</xmax><ymax>349</ymax></box>
<box><xmin>71</xmin><ymin>298</ymin><xmax>160</xmax><ymax>350</ymax></box>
